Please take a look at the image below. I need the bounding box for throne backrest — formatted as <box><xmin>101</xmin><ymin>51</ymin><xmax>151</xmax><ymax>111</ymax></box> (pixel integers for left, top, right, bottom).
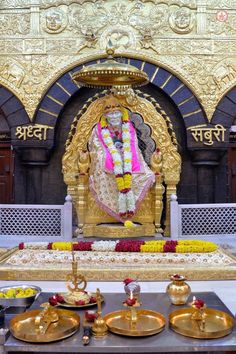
<box><xmin>62</xmin><ymin>92</ymin><xmax>182</xmax><ymax>234</ymax></box>
<box><xmin>63</xmin><ymin>91</ymin><xmax>181</xmax><ymax>184</ymax></box>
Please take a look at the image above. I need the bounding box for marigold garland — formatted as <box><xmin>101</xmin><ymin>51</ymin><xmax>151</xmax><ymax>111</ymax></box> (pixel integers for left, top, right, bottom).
<box><xmin>20</xmin><ymin>240</ymin><xmax>218</xmax><ymax>253</ymax></box>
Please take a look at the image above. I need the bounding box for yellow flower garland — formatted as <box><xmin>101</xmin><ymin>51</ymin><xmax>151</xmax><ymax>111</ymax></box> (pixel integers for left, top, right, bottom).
<box><xmin>140</xmin><ymin>240</ymin><xmax>218</xmax><ymax>253</ymax></box>
<box><xmin>51</xmin><ymin>242</ymin><xmax>75</xmax><ymax>251</ymax></box>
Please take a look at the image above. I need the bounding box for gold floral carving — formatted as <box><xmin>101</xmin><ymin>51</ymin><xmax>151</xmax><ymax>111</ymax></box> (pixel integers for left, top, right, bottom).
<box><xmin>2</xmin><ymin>266</ymin><xmax>236</xmax><ymax>281</ymax></box>
<box><xmin>62</xmin><ymin>92</ymin><xmax>181</xmax><ymax>237</ymax></box>
<box><xmin>0</xmin><ymin>13</ymin><xmax>30</xmax><ymax>35</ymax></box>
<box><xmin>207</xmin><ymin>12</ymin><xmax>236</xmax><ymax>36</ymax></box>
<box><xmin>0</xmin><ymin>0</ymin><xmax>235</xmax><ymax>121</ymax></box>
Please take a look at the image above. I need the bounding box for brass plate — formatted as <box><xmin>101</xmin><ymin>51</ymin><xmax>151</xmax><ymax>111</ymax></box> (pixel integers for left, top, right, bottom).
<box><xmin>169</xmin><ymin>308</ymin><xmax>234</xmax><ymax>339</ymax></box>
<box><xmin>103</xmin><ymin>309</ymin><xmax>165</xmax><ymax>337</ymax></box>
<box><xmin>10</xmin><ymin>309</ymin><xmax>80</xmax><ymax>343</ymax></box>
<box><xmin>58</xmin><ymin>292</ymin><xmax>104</xmax><ymax>308</ymax></box>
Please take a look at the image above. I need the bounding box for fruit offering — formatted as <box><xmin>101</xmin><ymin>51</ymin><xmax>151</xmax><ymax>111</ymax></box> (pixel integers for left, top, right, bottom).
<box><xmin>0</xmin><ymin>287</ymin><xmax>37</xmax><ymax>298</ymax></box>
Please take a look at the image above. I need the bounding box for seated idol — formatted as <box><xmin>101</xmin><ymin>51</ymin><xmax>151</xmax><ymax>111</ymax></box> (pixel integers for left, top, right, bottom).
<box><xmin>88</xmin><ymin>95</ymin><xmax>155</xmax><ymax>224</ymax></box>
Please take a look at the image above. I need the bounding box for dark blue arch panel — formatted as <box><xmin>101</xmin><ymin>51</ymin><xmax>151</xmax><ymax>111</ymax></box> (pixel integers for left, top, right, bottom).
<box><xmin>212</xmin><ymin>86</ymin><xmax>236</xmax><ymax>127</ymax></box>
<box><xmin>0</xmin><ymin>86</ymin><xmax>29</xmax><ymax>127</ymax></box>
<box><xmin>36</xmin><ymin>72</ymin><xmax>79</xmax><ymax>125</ymax></box>
<box><xmin>34</xmin><ymin>58</ymin><xmax>206</xmax><ymax>130</ymax></box>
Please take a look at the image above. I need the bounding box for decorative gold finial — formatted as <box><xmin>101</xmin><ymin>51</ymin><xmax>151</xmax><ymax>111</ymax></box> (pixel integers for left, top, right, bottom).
<box><xmin>106</xmin><ymin>39</ymin><xmax>115</xmax><ymax>57</ymax></box>
<box><xmin>66</xmin><ymin>244</ymin><xmax>87</xmax><ymax>293</ymax></box>
<box><xmin>92</xmin><ymin>288</ymin><xmax>108</xmax><ymax>337</ymax></box>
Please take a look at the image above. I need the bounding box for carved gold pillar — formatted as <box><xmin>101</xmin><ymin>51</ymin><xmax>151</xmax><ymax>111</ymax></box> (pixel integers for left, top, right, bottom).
<box><xmin>152</xmin><ymin>175</ymin><xmax>165</xmax><ymax>233</ymax></box>
<box><xmin>76</xmin><ymin>174</ymin><xmax>89</xmax><ymax>232</ymax></box>
<box><xmin>196</xmin><ymin>0</ymin><xmax>207</xmax><ymax>34</ymax></box>
<box><xmin>30</xmin><ymin>2</ymin><xmax>40</xmax><ymax>35</ymax></box>
<box><xmin>150</xmin><ymin>150</ymin><xmax>165</xmax><ymax>233</ymax></box>
<box><xmin>164</xmin><ymin>183</ymin><xmax>177</xmax><ymax>237</ymax></box>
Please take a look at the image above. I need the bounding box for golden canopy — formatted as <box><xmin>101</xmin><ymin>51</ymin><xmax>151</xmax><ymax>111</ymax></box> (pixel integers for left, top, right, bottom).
<box><xmin>71</xmin><ymin>48</ymin><xmax>149</xmax><ymax>88</ymax></box>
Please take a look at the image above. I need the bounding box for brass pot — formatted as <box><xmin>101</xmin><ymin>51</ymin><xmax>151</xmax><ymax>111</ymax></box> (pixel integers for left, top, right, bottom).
<box><xmin>166</xmin><ymin>275</ymin><xmax>191</xmax><ymax>305</ymax></box>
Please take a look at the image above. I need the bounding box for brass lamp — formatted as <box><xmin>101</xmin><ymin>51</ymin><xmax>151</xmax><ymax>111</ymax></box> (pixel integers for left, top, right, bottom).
<box><xmin>72</xmin><ymin>46</ymin><xmax>149</xmax><ymax>88</ymax></box>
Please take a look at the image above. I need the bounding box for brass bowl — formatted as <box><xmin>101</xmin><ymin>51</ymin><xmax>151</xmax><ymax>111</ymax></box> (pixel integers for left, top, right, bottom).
<box><xmin>104</xmin><ymin>309</ymin><xmax>165</xmax><ymax>337</ymax></box>
<box><xmin>169</xmin><ymin>307</ymin><xmax>235</xmax><ymax>339</ymax></box>
<box><xmin>0</xmin><ymin>285</ymin><xmax>41</xmax><ymax>307</ymax></box>
<box><xmin>10</xmin><ymin>308</ymin><xmax>80</xmax><ymax>342</ymax></box>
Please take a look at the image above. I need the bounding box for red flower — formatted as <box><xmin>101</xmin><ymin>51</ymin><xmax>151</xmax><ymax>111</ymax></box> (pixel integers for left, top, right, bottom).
<box><xmin>125</xmin><ymin>298</ymin><xmax>136</xmax><ymax>306</ymax></box>
<box><xmin>115</xmin><ymin>240</ymin><xmax>144</xmax><ymax>252</ymax></box>
<box><xmin>85</xmin><ymin>310</ymin><xmax>97</xmax><ymax>322</ymax></box>
<box><xmin>121</xmin><ymin>188</ymin><xmax>131</xmax><ymax>194</ymax></box>
<box><xmin>123</xmin><ymin>278</ymin><xmax>134</xmax><ymax>286</ymax></box>
<box><xmin>75</xmin><ymin>300</ymin><xmax>86</xmax><ymax>305</ymax></box>
<box><xmin>49</xmin><ymin>296</ymin><xmax>58</xmax><ymax>306</ymax></box>
<box><xmin>55</xmin><ymin>294</ymin><xmax>65</xmax><ymax>303</ymax></box>
<box><xmin>193</xmin><ymin>299</ymin><xmax>205</xmax><ymax>309</ymax></box>
<box><xmin>89</xmin><ymin>296</ymin><xmax>97</xmax><ymax>303</ymax></box>
<box><xmin>163</xmin><ymin>240</ymin><xmax>178</xmax><ymax>253</ymax></box>
<box><xmin>73</xmin><ymin>242</ymin><xmax>93</xmax><ymax>251</ymax></box>
<box><xmin>173</xmin><ymin>274</ymin><xmax>181</xmax><ymax>279</ymax></box>
<box><xmin>47</xmin><ymin>243</ymin><xmax>52</xmax><ymax>250</ymax></box>
<box><xmin>19</xmin><ymin>242</ymin><xmax>24</xmax><ymax>250</ymax></box>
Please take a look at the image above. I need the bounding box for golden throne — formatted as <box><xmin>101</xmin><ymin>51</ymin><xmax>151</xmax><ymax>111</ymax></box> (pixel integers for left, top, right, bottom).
<box><xmin>62</xmin><ymin>91</ymin><xmax>181</xmax><ymax>237</ymax></box>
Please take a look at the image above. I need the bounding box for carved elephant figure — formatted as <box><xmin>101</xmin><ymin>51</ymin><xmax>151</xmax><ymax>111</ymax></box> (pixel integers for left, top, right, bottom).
<box><xmin>213</xmin><ymin>64</ymin><xmax>236</xmax><ymax>89</ymax></box>
<box><xmin>1</xmin><ymin>63</ymin><xmax>25</xmax><ymax>87</ymax></box>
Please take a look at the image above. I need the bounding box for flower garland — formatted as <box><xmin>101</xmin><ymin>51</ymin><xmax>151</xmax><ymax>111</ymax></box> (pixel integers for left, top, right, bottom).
<box><xmin>19</xmin><ymin>240</ymin><xmax>218</xmax><ymax>253</ymax></box>
<box><xmin>100</xmin><ymin>108</ymin><xmax>135</xmax><ymax>218</ymax></box>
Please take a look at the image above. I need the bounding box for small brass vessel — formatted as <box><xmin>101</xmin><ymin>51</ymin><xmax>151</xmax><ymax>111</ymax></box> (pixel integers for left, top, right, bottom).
<box><xmin>166</xmin><ymin>274</ymin><xmax>191</xmax><ymax>305</ymax></box>
<box><xmin>92</xmin><ymin>289</ymin><xmax>108</xmax><ymax>337</ymax></box>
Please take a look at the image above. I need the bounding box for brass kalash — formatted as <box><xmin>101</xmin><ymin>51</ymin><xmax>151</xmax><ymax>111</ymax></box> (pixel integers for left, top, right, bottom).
<box><xmin>62</xmin><ymin>45</ymin><xmax>181</xmax><ymax>237</ymax></box>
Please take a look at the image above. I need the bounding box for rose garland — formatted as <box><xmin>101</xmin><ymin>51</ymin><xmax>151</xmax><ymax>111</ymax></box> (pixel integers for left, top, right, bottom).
<box><xmin>19</xmin><ymin>240</ymin><xmax>218</xmax><ymax>253</ymax></box>
<box><xmin>100</xmin><ymin>108</ymin><xmax>135</xmax><ymax>218</ymax></box>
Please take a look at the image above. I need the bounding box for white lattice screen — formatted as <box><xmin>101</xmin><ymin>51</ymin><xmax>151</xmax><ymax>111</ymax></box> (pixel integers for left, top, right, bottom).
<box><xmin>170</xmin><ymin>195</ymin><xmax>236</xmax><ymax>238</ymax></box>
<box><xmin>0</xmin><ymin>208</ymin><xmax>62</xmax><ymax>237</ymax></box>
<box><xmin>181</xmin><ymin>207</ymin><xmax>236</xmax><ymax>236</ymax></box>
<box><xmin>0</xmin><ymin>196</ymin><xmax>73</xmax><ymax>246</ymax></box>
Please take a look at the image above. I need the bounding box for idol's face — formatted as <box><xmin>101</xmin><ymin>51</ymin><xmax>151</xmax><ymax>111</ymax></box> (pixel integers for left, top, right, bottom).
<box><xmin>104</xmin><ymin>100</ymin><xmax>122</xmax><ymax>127</ymax></box>
<box><xmin>105</xmin><ymin>111</ymin><xmax>122</xmax><ymax>127</ymax></box>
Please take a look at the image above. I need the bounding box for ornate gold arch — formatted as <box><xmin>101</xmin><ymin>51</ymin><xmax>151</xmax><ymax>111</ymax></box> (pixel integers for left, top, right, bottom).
<box><xmin>62</xmin><ymin>91</ymin><xmax>181</xmax><ymax>237</ymax></box>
